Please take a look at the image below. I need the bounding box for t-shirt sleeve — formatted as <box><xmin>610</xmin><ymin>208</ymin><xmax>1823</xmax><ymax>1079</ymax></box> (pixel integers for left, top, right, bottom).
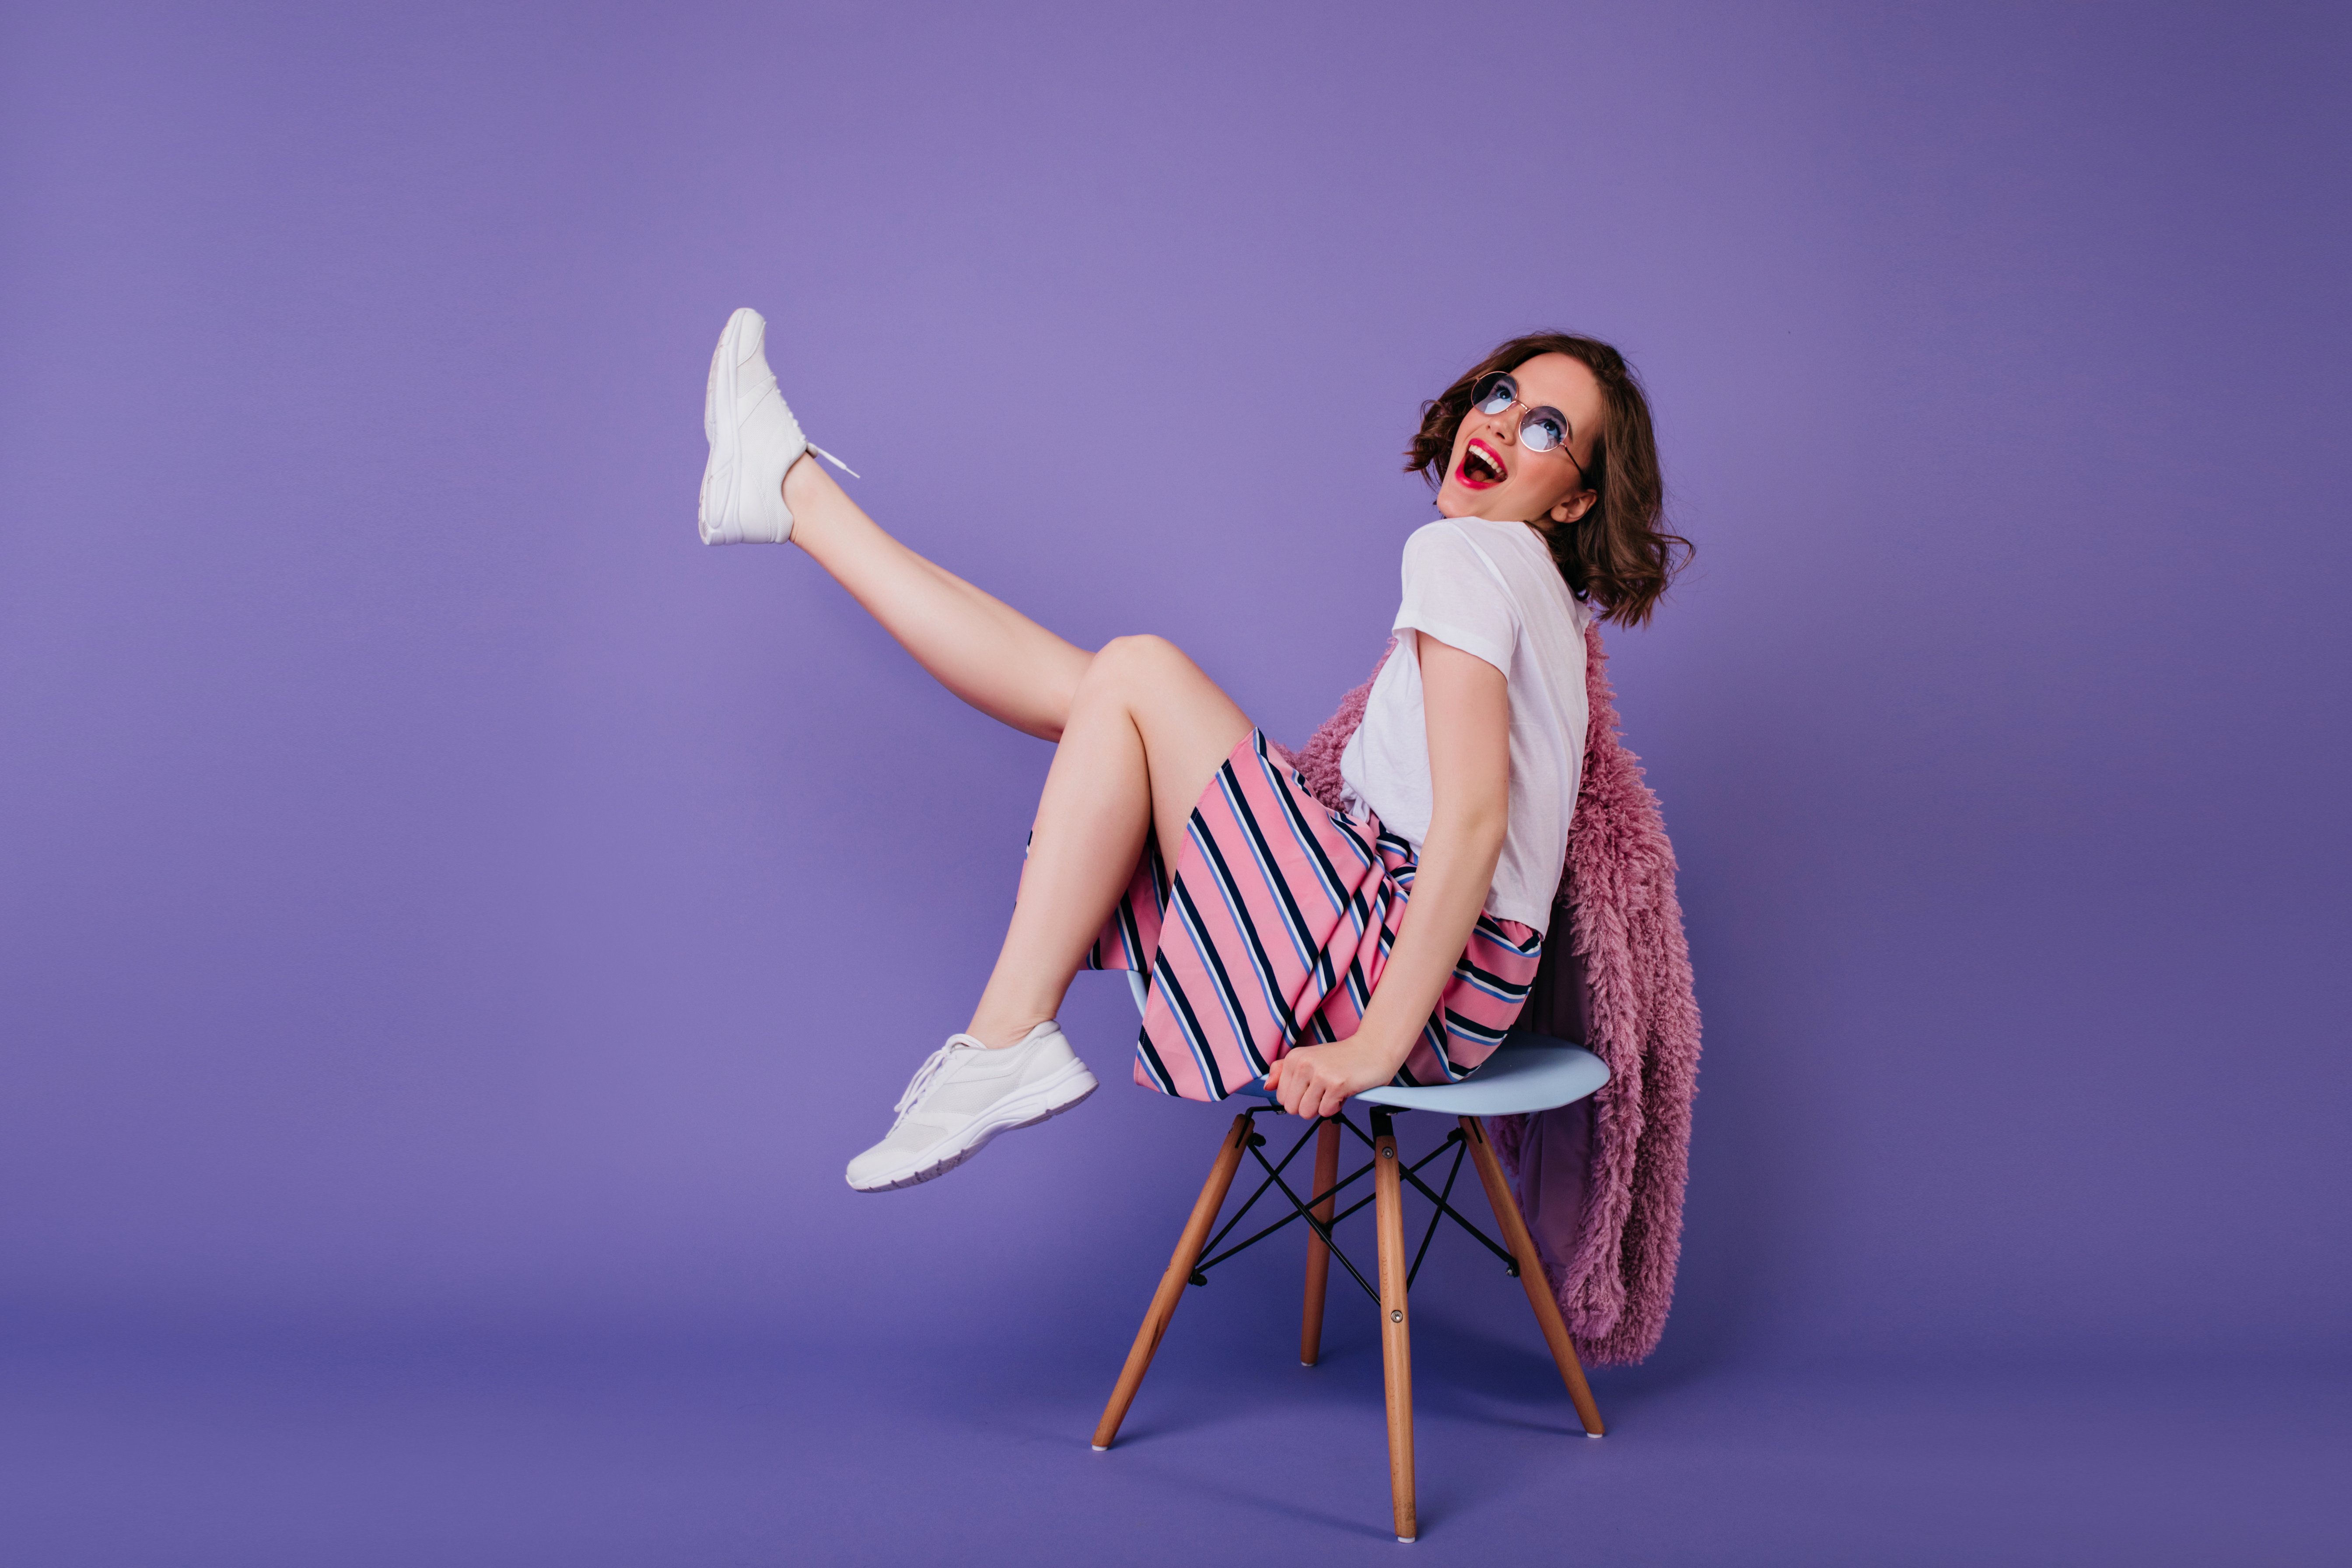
<box><xmin>1392</xmin><ymin>522</ymin><xmax>1517</xmax><ymax>675</ymax></box>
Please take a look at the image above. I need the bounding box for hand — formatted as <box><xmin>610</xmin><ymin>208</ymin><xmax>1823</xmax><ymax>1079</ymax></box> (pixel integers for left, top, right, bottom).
<box><xmin>1263</xmin><ymin>1036</ymin><xmax>1403</xmax><ymax>1120</ymax></box>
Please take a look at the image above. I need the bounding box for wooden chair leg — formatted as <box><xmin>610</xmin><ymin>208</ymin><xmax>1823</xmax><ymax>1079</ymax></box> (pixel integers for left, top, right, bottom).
<box><xmin>1298</xmin><ymin>1116</ymin><xmax>1342</xmax><ymax>1367</ymax></box>
<box><xmin>1372</xmin><ymin>1109</ymin><xmax>1417</xmax><ymax>1543</ymax></box>
<box><xmin>1460</xmin><ymin>1115</ymin><xmax>1606</xmax><ymax>1437</ymax></box>
<box><xmin>1092</xmin><ymin>1114</ymin><xmax>1253</xmax><ymax>1451</ymax></box>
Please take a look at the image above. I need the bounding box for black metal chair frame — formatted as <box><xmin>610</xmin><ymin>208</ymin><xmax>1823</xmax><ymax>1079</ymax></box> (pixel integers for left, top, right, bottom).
<box><xmin>1186</xmin><ymin>1104</ymin><xmax>1520</xmax><ymax>1301</ymax></box>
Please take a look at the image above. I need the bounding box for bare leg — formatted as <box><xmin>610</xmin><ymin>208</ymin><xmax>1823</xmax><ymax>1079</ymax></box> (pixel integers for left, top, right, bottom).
<box><xmin>965</xmin><ymin>636</ymin><xmax>1252</xmax><ymax>1046</ymax></box>
<box><xmin>781</xmin><ymin>456</ymin><xmax>1090</xmax><ymax>740</ymax></box>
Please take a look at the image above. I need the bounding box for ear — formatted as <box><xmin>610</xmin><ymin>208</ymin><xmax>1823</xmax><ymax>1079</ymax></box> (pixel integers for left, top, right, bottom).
<box><xmin>1550</xmin><ymin>489</ymin><xmax>1598</xmax><ymax>527</ymax></box>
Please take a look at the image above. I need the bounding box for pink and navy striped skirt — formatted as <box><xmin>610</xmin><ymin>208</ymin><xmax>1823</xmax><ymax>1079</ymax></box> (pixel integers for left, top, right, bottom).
<box><xmin>1082</xmin><ymin>729</ymin><xmax>1542</xmax><ymax>1102</ymax></box>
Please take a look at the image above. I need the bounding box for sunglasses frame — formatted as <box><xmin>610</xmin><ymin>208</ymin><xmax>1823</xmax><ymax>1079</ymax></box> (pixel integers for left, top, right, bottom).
<box><xmin>1466</xmin><ymin>372</ymin><xmax>1592</xmax><ymax>490</ymax></box>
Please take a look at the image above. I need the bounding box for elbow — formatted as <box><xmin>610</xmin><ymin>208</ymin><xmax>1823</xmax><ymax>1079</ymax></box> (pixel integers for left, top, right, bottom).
<box><xmin>1468</xmin><ymin>811</ymin><xmax>1509</xmax><ymax>859</ymax></box>
<box><xmin>1430</xmin><ymin>798</ymin><xmax>1508</xmax><ymax>856</ymax></box>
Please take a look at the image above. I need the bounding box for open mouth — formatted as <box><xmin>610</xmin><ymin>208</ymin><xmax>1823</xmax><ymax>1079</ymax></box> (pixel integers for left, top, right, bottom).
<box><xmin>1457</xmin><ymin>438</ymin><xmax>1508</xmax><ymax>488</ymax></box>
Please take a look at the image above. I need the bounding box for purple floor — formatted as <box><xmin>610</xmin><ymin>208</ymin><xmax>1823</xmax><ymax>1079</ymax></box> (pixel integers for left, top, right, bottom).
<box><xmin>8</xmin><ymin>1298</ymin><xmax>2341</xmax><ymax>1566</ymax></box>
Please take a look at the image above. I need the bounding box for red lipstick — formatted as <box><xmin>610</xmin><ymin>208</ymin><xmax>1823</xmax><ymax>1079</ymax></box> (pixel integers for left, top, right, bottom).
<box><xmin>1456</xmin><ymin>437</ymin><xmax>1508</xmax><ymax>489</ymax></box>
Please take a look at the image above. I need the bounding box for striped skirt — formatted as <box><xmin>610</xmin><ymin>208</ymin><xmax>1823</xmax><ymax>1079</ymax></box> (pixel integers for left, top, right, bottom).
<box><xmin>1083</xmin><ymin>728</ymin><xmax>1542</xmax><ymax>1101</ymax></box>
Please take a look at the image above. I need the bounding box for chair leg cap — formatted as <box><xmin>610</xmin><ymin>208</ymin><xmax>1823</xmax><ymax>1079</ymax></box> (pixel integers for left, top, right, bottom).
<box><xmin>1090</xmin><ymin>1443</ymin><xmax>1110</xmax><ymax>1452</ymax></box>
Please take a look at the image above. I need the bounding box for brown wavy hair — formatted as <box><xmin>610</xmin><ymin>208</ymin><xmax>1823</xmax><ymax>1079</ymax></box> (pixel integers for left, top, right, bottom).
<box><xmin>1406</xmin><ymin>331</ymin><xmax>1690</xmax><ymax>628</ymax></box>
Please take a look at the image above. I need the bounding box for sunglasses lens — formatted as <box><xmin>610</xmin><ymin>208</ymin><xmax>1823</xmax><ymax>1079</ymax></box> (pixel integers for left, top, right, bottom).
<box><xmin>1522</xmin><ymin>409</ymin><xmax>1568</xmax><ymax>453</ymax></box>
<box><xmin>1471</xmin><ymin>373</ymin><xmax>1515</xmax><ymax>415</ymax></box>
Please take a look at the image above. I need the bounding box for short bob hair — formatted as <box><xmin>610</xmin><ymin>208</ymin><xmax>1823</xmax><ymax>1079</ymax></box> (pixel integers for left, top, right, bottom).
<box><xmin>1406</xmin><ymin>331</ymin><xmax>1690</xmax><ymax>628</ymax></box>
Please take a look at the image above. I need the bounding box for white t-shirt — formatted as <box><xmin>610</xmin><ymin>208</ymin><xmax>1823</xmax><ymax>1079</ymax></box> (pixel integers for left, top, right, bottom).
<box><xmin>1338</xmin><ymin>515</ymin><xmax>1593</xmax><ymax>934</ymax></box>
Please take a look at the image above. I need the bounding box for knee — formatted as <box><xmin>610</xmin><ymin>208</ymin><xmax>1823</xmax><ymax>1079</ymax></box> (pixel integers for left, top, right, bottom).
<box><xmin>1080</xmin><ymin>634</ymin><xmax>1190</xmax><ymax>699</ymax></box>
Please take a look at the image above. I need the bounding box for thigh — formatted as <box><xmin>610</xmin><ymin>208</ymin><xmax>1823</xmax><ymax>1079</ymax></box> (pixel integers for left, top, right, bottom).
<box><xmin>1088</xmin><ymin>636</ymin><xmax>1254</xmax><ymax>870</ymax></box>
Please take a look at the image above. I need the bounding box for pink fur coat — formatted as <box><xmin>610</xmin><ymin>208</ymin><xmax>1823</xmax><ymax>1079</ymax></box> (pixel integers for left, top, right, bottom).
<box><xmin>1283</xmin><ymin>623</ymin><xmax>1702</xmax><ymax>1365</ymax></box>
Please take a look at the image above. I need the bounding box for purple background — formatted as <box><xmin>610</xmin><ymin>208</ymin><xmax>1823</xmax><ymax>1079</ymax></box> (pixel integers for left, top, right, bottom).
<box><xmin>4</xmin><ymin>2</ymin><xmax>2346</xmax><ymax>1562</ymax></box>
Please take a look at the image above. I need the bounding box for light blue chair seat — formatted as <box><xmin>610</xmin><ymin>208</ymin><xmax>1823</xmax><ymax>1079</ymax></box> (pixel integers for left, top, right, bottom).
<box><xmin>1228</xmin><ymin>1031</ymin><xmax>1608</xmax><ymax>1114</ymax></box>
<box><xmin>1354</xmin><ymin>1032</ymin><xmax>1609</xmax><ymax>1115</ymax></box>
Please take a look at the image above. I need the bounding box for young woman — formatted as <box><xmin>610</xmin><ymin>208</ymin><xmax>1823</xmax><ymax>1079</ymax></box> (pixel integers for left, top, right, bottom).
<box><xmin>696</xmin><ymin>311</ymin><xmax>1684</xmax><ymax>1192</ymax></box>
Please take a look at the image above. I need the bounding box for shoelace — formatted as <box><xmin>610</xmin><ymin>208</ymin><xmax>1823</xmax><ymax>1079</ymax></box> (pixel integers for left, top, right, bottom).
<box><xmin>890</xmin><ymin>1034</ymin><xmax>988</xmax><ymax>1125</ymax></box>
<box><xmin>806</xmin><ymin>442</ymin><xmax>861</xmax><ymax>479</ymax></box>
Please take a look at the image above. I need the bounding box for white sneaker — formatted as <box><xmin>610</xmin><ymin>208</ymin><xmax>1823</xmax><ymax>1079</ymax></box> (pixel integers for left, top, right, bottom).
<box><xmin>697</xmin><ymin>307</ymin><xmax>857</xmax><ymax>546</ymax></box>
<box><xmin>845</xmin><ymin>1023</ymin><xmax>1098</xmax><ymax>1192</ymax></box>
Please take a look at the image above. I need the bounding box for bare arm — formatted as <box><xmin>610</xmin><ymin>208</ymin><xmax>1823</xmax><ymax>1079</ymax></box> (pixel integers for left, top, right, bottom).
<box><xmin>1263</xmin><ymin>632</ymin><xmax>1510</xmax><ymax>1120</ymax></box>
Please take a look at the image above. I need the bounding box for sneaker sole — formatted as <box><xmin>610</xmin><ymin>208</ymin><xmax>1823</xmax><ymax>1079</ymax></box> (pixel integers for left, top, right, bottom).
<box><xmin>698</xmin><ymin>308</ymin><xmax>756</xmax><ymax>544</ymax></box>
<box><xmin>847</xmin><ymin>1059</ymin><xmax>1100</xmax><ymax>1192</ymax></box>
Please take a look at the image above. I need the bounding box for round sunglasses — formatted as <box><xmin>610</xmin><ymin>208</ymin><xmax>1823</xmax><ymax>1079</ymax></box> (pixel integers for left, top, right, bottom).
<box><xmin>1468</xmin><ymin>372</ymin><xmax>1590</xmax><ymax>488</ymax></box>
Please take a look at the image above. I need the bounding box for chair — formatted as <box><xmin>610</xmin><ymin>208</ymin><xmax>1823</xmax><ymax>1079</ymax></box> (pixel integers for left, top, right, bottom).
<box><xmin>1091</xmin><ymin>973</ymin><xmax>1610</xmax><ymax>1543</ymax></box>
